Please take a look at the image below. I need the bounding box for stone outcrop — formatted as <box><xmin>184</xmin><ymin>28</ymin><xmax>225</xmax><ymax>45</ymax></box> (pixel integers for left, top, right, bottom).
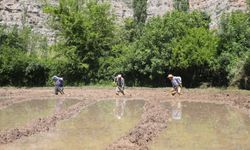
<box><xmin>109</xmin><ymin>0</ymin><xmax>133</xmax><ymax>21</ymax></box>
<box><xmin>110</xmin><ymin>0</ymin><xmax>174</xmax><ymax>20</ymax></box>
<box><xmin>189</xmin><ymin>0</ymin><xmax>248</xmax><ymax>28</ymax></box>
<box><xmin>0</xmin><ymin>0</ymin><xmax>57</xmax><ymax>44</ymax></box>
<box><xmin>0</xmin><ymin>0</ymin><xmax>248</xmax><ymax>43</ymax></box>
<box><xmin>147</xmin><ymin>0</ymin><xmax>174</xmax><ymax>17</ymax></box>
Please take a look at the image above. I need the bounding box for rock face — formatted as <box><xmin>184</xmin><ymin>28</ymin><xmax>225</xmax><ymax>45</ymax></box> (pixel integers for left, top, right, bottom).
<box><xmin>147</xmin><ymin>0</ymin><xmax>174</xmax><ymax>17</ymax></box>
<box><xmin>109</xmin><ymin>0</ymin><xmax>133</xmax><ymax>21</ymax></box>
<box><xmin>110</xmin><ymin>0</ymin><xmax>174</xmax><ymax>21</ymax></box>
<box><xmin>0</xmin><ymin>0</ymin><xmax>57</xmax><ymax>44</ymax></box>
<box><xmin>189</xmin><ymin>0</ymin><xmax>248</xmax><ymax>28</ymax></box>
<box><xmin>0</xmin><ymin>0</ymin><xmax>247</xmax><ymax>43</ymax></box>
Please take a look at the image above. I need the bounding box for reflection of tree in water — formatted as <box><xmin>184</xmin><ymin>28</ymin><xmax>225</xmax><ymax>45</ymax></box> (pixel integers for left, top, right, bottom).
<box><xmin>55</xmin><ymin>99</ymin><xmax>63</xmax><ymax>114</ymax></box>
<box><xmin>114</xmin><ymin>99</ymin><xmax>126</xmax><ymax>119</ymax></box>
<box><xmin>171</xmin><ymin>101</ymin><xmax>182</xmax><ymax>120</ymax></box>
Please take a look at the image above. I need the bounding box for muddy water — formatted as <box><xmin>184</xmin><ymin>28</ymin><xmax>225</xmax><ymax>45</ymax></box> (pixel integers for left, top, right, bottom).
<box><xmin>0</xmin><ymin>99</ymin><xmax>79</xmax><ymax>130</ymax></box>
<box><xmin>150</xmin><ymin>101</ymin><xmax>250</xmax><ymax>150</ymax></box>
<box><xmin>2</xmin><ymin>100</ymin><xmax>144</xmax><ymax>150</ymax></box>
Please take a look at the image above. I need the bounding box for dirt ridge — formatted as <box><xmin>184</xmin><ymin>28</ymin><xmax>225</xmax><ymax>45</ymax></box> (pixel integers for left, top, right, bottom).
<box><xmin>0</xmin><ymin>99</ymin><xmax>96</xmax><ymax>144</ymax></box>
<box><xmin>107</xmin><ymin>101</ymin><xmax>169</xmax><ymax>150</ymax></box>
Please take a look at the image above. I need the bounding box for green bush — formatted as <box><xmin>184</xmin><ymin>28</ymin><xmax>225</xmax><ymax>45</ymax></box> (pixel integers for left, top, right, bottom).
<box><xmin>218</xmin><ymin>11</ymin><xmax>250</xmax><ymax>87</ymax></box>
<box><xmin>238</xmin><ymin>51</ymin><xmax>250</xmax><ymax>89</ymax></box>
<box><xmin>171</xmin><ymin>27</ymin><xmax>218</xmax><ymax>86</ymax></box>
<box><xmin>107</xmin><ymin>11</ymin><xmax>214</xmax><ymax>87</ymax></box>
<box><xmin>0</xmin><ymin>1</ymin><xmax>249</xmax><ymax>89</ymax></box>
<box><xmin>44</xmin><ymin>0</ymin><xmax>116</xmax><ymax>84</ymax></box>
<box><xmin>25</xmin><ymin>62</ymin><xmax>49</xmax><ymax>86</ymax></box>
<box><xmin>0</xmin><ymin>25</ymin><xmax>49</xmax><ymax>86</ymax></box>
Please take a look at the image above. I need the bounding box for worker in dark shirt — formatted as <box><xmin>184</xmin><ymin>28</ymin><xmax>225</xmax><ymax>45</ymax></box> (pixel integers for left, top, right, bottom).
<box><xmin>52</xmin><ymin>76</ymin><xmax>64</xmax><ymax>95</ymax></box>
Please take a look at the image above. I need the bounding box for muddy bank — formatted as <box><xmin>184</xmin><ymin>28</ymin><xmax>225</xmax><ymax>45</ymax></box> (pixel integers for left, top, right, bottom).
<box><xmin>0</xmin><ymin>99</ymin><xmax>96</xmax><ymax>144</ymax></box>
<box><xmin>0</xmin><ymin>87</ymin><xmax>115</xmax><ymax>109</ymax></box>
<box><xmin>1</xmin><ymin>88</ymin><xmax>249</xmax><ymax>116</ymax></box>
<box><xmin>231</xmin><ymin>98</ymin><xmax>250</xmax><ymax>116</ymax></box>
<box><xmin>107</xmin><ymin>101</ymin><xmax>169</xmax><ymax>150</ymax></box>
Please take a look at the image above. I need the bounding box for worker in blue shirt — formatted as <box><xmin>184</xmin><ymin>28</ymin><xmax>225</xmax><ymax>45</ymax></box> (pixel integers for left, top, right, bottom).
<box><xmin>52</xmin><ymin>76</ymin><xmax>64</xmax><ymax>95</ymax></box>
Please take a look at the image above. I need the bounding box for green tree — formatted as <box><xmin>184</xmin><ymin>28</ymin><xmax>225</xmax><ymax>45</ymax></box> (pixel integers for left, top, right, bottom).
<box><xmin>133</xmin><ymin>0</ymin><xmax>148</xmax><ymax>24</ymax></box>
<box><xmin>240</xmin><ymin>51</ymin><xmax>250</xmax><ymax>89</ymax></box>
<box><xmin>0</xmin><ymin>25</ymin><xmax>49</xmax><ymax>86</ymax></box>
<box><xmin>174</xmin><ymin>0</ymin><xmax>189</xmax><ymax>12</ymax></box>
<box><xmin>218</xmin><ymin>11</ymin><xmax>250</xmax><ymax>87</ymax></box>
<box><xmin>109</xmin><ymin>11</ymin><xmax>212</xmax><ymax>87</ymax></box>
<box><xmin>171</xmin><ymin>28</ymin><xmax>218</xmax><ymax>86</ymax></box>
<box><xmin>44</xmin><ymin>0</ymin><xmax>116</xmax><ymax>83</ymax></box>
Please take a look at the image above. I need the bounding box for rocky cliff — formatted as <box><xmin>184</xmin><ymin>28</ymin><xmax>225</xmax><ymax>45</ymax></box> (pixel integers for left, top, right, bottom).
<box><xmin>111</xmin><ymin>0</ymin><xmax>174</xmax><ymax>20</ymax></box>
<box><xmin>0</xmin><ymin>0</ymin><xmax>57</xmax><ymax>44</ymax></box>
<box><xmin>189</xmin><ymin>0</ymin><xmax>247</xmax><ymax>28</ymax></box>
<box><xmin>0</xmin><ymin>0</ymin><xmax>247</xmax><ymax>43</ymax></box>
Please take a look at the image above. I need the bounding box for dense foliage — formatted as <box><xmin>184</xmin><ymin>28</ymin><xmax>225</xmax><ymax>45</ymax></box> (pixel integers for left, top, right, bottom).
<box><xmin>0</xmin><ymin>0</ymin><xmax>249</xmax><ymax>89</ymax></box>
<box><xmin>133</xmin><ymin>0</ymin><xmax>148</xmax><ymax>24</ymax></box>
<box><xmin>174</xmin><ymin>0</ymin><xmax>189</xmax><ymax>12</ymax></box>
<box><xmin>44</xmin><ymin>0</ymin><xmax>116</xmax><ymax>84</ymax></box>
<box><xmin>0</xmin><ymin>26</ymin><xmax>49</xmax><ymax>86</ymax></box>
<box><xmin>217</xmin><ymin>11</ymin><xmax>250</xmax><ymax>88</ymax></box>
<box><xmin>107</xmin><ymin>11</ymin><xmax>216</xmax><ymax>87</ymax></box>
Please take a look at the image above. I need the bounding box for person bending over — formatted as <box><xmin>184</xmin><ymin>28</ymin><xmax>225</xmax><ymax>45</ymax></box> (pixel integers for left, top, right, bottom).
<box><xmin>52</xmin><ymin>76</ymin><xmax>64</xmax><ymax>95</ymax></box>
<box><xmin>114</xmin><ymin>74</ymin><xmax>125</xmax><ymax>95</ymax></box>
<box><xmin>167</xmin><ymin>74</ymin><xmax>182</xmax><ymax>96</ymax></box>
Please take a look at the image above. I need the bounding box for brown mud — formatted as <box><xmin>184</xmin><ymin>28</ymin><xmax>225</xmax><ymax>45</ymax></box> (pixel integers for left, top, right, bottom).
<box><xmin>0</xmin><ymin>87</ymin><xmax>249</xmax><ymax>148</ymax></box>
<box><xmin>107</xmin><ymin>101</ymin><xmax>169</xmax><ymax>150</ymax></box>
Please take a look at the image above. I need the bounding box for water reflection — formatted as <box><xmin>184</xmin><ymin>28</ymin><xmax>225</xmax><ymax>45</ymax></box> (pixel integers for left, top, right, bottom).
<box><xmin>1</xmin><ymin>100</ymin><xmax>144</xmax><ymax>150</ymax></box>
<box><xmin>55</xmin><ymin>99</ymin><xmax>64</xmax><ymax>114</ymax></box>
<box><xmin>171</xmin><ymin>101</ymin><xmax>182</xmax><ymax>120</ymax></box>
<box><xmin>0</xmin><ymin>99</ymin><xmax>80</xmax><ymax>130</ymax></box>
<box><xmin>0</xmin><ymin>100</ymin><xmax>56</xmax><ymax>130</ymax></box>
<box><xmin>150</xmin><ymin>102</ymin><xmax>250</xmax><ymax>150</ymax></box>
<box><xmin>114</xmin><ymin>99</ymin><xmax>126</xmax><ymax>119</ymax></box>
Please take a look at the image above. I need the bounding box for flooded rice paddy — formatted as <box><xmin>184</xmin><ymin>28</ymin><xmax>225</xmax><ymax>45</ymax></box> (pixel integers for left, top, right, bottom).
<box><xmin>0</xmin><ymin>99</ymin><xmax>79</xmax><ymax>130</ymax></box>
<box><xmin>0</xmin><ymin>98</ymin><xmax>250</xmax><ymax>150</ymax></box>
<box><xmin>150</xmin><ymin>101</ymin><xmax>250</xmax><ymax>150</ymax></box>
<box><xmin>1</xmin><ymin>100</ymin><xmax>144</xmax><ymax>150</ymax></box>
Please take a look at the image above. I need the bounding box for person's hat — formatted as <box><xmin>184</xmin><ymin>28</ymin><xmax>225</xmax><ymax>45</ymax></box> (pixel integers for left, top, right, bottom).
<box><xmin>167</xmin><ymin>74</ymin><xmax>173</xmax><ymax>78</ymax></box>
<box><xmin>117</xmin><ymin>74</ymin><xmax>122</xmax><ymax>78</ymax></box>
<box><xmin>52</xmin><ymin>76</ymin><xmax>58</xmax><ymax>80</ymax></box>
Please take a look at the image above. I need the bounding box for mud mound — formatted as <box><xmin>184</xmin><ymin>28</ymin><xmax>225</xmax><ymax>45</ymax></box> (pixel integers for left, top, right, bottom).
<box><xmin>107</xmin><ymin>101</ymin><xmax>169</xmax><ymax>150</ymax></box>
<box><xmin>0</xmin><ymin>117</ymin><xmax>56</xmax><ymax>144</ymax></box>
<box><xmin>0</xmin><ymin>99</ymin><xmax>96</xmax><ymax>144</ymax></box>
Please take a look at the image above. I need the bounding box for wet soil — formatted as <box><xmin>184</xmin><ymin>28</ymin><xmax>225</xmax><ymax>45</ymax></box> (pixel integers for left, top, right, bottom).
<box><xmin>107</xmin><ymin>101</ymin><xmax>169</xmax><ymax>150</ymax></box>
<box><xmin>0</xmin><ymin>87</ymin><xmax>249</xmax><ymax>148</ymax></box>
